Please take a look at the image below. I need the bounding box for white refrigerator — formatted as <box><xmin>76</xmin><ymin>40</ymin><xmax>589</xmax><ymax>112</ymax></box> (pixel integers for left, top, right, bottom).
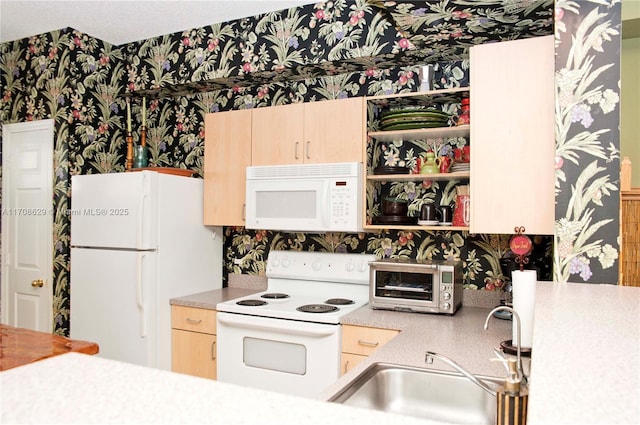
<box><xmin>70</xmin><ymin>171</ymin><xmax>222</xmax><ymax>370</ymax></box>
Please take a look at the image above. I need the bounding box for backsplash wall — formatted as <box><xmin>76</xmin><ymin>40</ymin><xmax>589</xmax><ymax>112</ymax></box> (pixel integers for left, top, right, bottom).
<box><xmin>1</xmin><ymin>0</ymin><xmax>620</xmax><ymax>335</ymax></box>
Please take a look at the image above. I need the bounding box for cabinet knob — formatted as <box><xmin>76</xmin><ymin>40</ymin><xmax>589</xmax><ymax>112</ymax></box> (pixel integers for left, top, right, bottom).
<box><xmin>31</xmin><ymin>279</ymin><xmax>44</xmax><ymax>288</ymax></box>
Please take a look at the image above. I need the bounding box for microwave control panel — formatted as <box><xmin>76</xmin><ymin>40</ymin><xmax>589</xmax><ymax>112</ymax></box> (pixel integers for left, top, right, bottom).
<box><xmin>329</xmin><ymin>179</ymin><xmax>358</xmax><ymax>226</ymax></box>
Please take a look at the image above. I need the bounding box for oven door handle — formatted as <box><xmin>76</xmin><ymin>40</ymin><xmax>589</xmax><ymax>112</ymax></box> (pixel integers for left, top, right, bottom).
<box><xmin>217</xmin><ymin>313</ymin><xmax>339</xmax><ymax>337</ymax></box>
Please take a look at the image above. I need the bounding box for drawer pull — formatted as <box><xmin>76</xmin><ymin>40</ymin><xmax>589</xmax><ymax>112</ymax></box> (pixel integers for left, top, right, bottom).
<box><xmin>186</xmin><ymin>318</ymin><xmax>202</xmax><ymax>324</ymax></box>
<box><xmin>358</xmin><ymin>339</ymin><xmax>379</xmax><ymax>347</ymax></box>
<box><xmin>344</xmin><ymin>360</ymin><xmax>350</xmax><ymax>373</ymax></box>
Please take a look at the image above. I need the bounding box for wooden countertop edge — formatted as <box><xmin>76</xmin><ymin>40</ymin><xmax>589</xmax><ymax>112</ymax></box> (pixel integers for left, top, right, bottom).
<box><xmin>1</xmin><ymin>324</ymin><xmax>99</xmax><ymax>371</ymax></box>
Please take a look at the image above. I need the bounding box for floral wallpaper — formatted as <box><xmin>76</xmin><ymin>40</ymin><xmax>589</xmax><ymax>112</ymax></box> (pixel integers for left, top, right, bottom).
<box><xmin>0</xmin><ymin>0</ymin><xmax>621</xmax><ymax>335</ymax></box>
<box><xmin>553</xmin><ymin>0</ymin><xmax>621</xmax><ymax>283</ymax></box>
<box><xmin>1</xmin><ymin>28</ymin><xmax>126</xmax><ymax>334</ymax></box>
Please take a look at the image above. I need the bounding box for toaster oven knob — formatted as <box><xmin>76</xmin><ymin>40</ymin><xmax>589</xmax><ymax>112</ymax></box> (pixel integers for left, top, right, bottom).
<box><xmin>443</xmin><ymin>292</ymin><xmax>451</xmax><ymax>301</ymax></box>
<box><xmin>443</xmin><ymin>302</ymin><xmax>451</xmax><ymax>311</ymax></box>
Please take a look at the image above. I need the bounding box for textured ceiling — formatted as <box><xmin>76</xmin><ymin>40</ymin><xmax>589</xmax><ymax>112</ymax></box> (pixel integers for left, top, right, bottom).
<box><xmin>0</xmin><ymin>0</ymin><xmax>315</xmax><ymax>45</ymax></box>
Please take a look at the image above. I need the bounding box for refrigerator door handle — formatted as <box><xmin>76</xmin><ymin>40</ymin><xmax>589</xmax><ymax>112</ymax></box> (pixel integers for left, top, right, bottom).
<box><xmin>136</xmin><ymin>253</ymin><xmax>147</xmax><ymax>338</ymax></box>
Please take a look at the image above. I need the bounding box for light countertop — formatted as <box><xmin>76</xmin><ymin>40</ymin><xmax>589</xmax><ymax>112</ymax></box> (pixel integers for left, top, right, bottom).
<box><xmin>527</xmin><ymin>282</ymin><xmax>639</xmax><ymax>424</ymax></box>
<box><xmin>0</xmin><ymin>352</ymin><xmax>438</xmax><ymax>425</ymax></box>
<box><xmin>169</xmin><ymin>287</ymin><xmax>260</xmax><ymax>308</ymax></box>
<box><xmin>3</xmin><ymin>282</ymin><xmax>637</xmax><ymax>424</ymax></box>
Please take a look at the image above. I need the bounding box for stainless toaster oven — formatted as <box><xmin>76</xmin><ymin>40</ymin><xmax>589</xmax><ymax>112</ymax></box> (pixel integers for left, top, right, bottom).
<box><xmin>369</xmin><ymin>258</ymin><xmax>463</xmax><ymax>315</ymax></box>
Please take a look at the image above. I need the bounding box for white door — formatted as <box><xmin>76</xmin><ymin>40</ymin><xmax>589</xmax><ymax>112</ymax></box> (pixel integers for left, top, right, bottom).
<box><xmin>1</xmin><ymin>120</ymin><xmax>54</xmax><ymax>331</ymax></box>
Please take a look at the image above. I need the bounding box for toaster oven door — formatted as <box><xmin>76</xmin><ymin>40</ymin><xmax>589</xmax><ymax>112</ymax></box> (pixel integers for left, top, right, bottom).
<box><xmin>371</xmin><ymin>266</ymin><xmax>441</xmax><ymax>310</ymax></box>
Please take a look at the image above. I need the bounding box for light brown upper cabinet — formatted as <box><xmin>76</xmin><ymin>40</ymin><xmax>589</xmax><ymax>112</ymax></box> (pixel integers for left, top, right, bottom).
<box><xmin>469</xmin><ymin>35</ymin><xmax>555</xmax><ymax>235</ymax></box>
<box><xmin>251</xmin><ymin>97</ymin><xmax>366</xmax><ymax>166</ymax></box>
<box><xmin>204</xmin><ymin>109</ymin><xmax>252</xmax><ymax>226</ymax></box>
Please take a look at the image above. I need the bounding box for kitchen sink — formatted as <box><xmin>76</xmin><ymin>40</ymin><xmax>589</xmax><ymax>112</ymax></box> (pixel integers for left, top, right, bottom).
<box><xmin>329</xmin><ymin>362</ymin><xmax>502</xmax><ymax>424</ymax></box>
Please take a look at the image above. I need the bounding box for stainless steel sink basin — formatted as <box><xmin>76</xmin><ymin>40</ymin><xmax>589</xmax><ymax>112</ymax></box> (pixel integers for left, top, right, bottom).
<box><xmin>329</xmin><ymin>363</ymin><xmax>501</xmax><ymax>424</ymax></box>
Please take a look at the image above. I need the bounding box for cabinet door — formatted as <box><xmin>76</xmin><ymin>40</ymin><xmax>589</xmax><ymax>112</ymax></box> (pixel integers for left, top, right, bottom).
<box><xmin>340</xmin><ymin>352</ymin><xmax>367</xmax><ymax>376</ymax></box>
<box><xmin>204</xmin><ymin>110</ymin><xmax>252</xmax><ymax>226</ymax></box>
<box><xmin>171</xmin><ymin>329</ymin><xmax>217</xmax><ymax>380</ymax></box>
<box><xmin>251</xmin><ymin>103</ymin><xmax>304</xmax><ymax>166</ymax></box>
<box><xmin>303</xmin><ymin>97</ymin><xmax>365</xmax><ymax>164</ymax></box>
<box><xmin>470</xmin><ymin>35</ymin><xmax>555</xmax><ymax>235</ymax></box>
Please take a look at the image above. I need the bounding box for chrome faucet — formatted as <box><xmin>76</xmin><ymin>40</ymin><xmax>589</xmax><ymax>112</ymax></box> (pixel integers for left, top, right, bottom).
<box><xmin>484</xmin><ymin>306</ymin><xmax>527</xmax><ymax>384</ymax></box>
<box><xmin>425</xmin><ymin>351</ymin><xmax>496</xmax><ymax>397</ymax></box>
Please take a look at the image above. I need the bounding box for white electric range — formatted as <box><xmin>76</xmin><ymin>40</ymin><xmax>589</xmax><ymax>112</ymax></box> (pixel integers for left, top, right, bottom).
<box><xmin>216</xmin><ymin>250</ymin><xmax>376</xmax><ymax>397</ymax></box>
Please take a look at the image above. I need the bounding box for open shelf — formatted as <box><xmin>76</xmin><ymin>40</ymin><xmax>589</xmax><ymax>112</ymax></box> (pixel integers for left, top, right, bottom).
<box><xmin>368</xmin><ymin>171</ymin><xmax>469</xmax><ymax>182</ymax></box>
<box><xmin>368</xmin><ymin>125</ymin><xmax>470</xmax><ymax>142</ymax></box>
<box><xmin>364</xmin><ymin>224</ymin><xmax>470</xmax><ymax>232</ymax></box>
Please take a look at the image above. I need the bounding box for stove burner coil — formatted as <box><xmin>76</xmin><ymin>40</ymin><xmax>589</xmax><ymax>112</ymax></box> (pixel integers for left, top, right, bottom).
<box><xmin>236</xmin><ymin>299</ymin><xmax>268</xmax><ymax>306</ymax></box>
<box><xmin>261</xmin><ymin>293</ymin><xmax>290</xmax><ymax>299</ymax></box>
<box><xmin>296</xmin><ymin>304</ymin><xmax>339</xmax><ymax>313</ymax></box>
<box><xmin>325</xmin><ymin>298</ymin><xmax>354</xmax><ymax>305</ymax></box>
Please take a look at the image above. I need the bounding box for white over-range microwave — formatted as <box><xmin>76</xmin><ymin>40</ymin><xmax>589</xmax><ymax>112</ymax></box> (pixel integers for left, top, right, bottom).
<box><xmin>245</xmin><ymin>162</ymin><xmax>363</xmax><ymax>233</ymax></box>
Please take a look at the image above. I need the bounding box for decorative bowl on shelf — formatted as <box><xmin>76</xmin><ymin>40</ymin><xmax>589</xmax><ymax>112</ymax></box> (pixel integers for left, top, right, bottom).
<box><xmin>373</xmin><ymin>166</ymin><xmax>410</xmax><ymax>175</ymax></box>
<box><xmin>382</xmin><ymin>197</ymin><xmax>409</xmax><ymax>216</ymax></box>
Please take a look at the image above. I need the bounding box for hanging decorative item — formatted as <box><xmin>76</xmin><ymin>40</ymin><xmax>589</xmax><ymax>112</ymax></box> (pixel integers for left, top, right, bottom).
<box><xmin>509</xmin><ymin>226</ymin><xmax>533</xmax><ymax>271</ymax></box>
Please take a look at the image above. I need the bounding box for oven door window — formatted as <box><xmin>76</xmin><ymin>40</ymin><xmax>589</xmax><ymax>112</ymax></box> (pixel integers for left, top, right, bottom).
<box><xmin>243</xmin><ymin>337</ymin><xmax>306</xmax><ymax>375</ymax></box>
<box><xmin>375</xmin><ymin>270</ymin><xmax>434</xmax><ymax>301</ymax></box>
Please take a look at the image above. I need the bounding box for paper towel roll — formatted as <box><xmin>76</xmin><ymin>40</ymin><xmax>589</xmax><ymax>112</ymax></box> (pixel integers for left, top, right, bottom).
<box><xmin>511</xmin><ymin>269</ymin><xmax>537</xmax><ymax>349</ymax></box>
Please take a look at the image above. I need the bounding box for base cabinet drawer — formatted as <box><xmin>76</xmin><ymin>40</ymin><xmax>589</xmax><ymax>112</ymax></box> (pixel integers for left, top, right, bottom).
<box><xmin>341</xmin><ymin>325</ymin><xmax>399</xmax><ymax>356</ymax></box>
<box><xmin>171</xmin><ymin>305</ymin><xmax>217</xmax><ymax>333</ymax></box>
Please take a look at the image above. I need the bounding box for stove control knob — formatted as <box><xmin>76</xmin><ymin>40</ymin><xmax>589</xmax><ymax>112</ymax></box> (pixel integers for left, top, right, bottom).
<box><xmin>345</xmin><ymin>260</ymin><xmax>355</xmax><ymax>272</ymax></box>
<box><xmin>358</xmin><ymin>260</ymin><xmax>368</xmax><ymax>273</ymax></box>
<box><xmin>312</xmin><ymin>259</ymin><xmax>321</xmax><ymax>271</ymax></box>
<box><xmin>281</xmin><ymin>257</ymin><xmax>290</xmax><ymax>268</ymax></box>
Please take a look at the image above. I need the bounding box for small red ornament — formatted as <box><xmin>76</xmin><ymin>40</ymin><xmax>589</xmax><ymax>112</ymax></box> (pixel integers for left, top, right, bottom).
<box><xmin>509</xmin><ymin>226</ymin><xmax>532</xmax><ymax>271</ymax></box>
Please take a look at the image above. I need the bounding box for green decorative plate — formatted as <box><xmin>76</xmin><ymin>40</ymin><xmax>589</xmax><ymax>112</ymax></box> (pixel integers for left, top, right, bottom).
<box><xmin>380</xmin><ymin>108</ymin><xmax>450</xmax><ymax>120</ymax></box>
<box><xmin>380</xmin><ymin>115</ymin><xmax>449</xmax><ymax>126</ymax></box>
<box><xmin>380</xmin><ymin>122</ymin><xmax>451</xmax><ymax>131</ymax></box>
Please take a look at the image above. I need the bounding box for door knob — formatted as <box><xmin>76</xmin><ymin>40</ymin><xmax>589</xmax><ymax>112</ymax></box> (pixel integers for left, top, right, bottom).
<box><xmin>31</xmin><ymin>279</ymin><xmax>44</xmax><ymax>288</ymax></box>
